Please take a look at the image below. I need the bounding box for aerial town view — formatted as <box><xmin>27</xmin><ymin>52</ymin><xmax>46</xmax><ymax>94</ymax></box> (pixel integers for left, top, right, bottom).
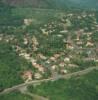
<box><xmin>0</xmin><ymin>0</ymin><xmax>98</xmax><ymax>100</ymax></box>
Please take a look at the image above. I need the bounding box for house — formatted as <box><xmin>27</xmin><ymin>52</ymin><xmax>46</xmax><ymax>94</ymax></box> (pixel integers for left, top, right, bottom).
<box><xmin>32</xmin><ymin>36</ymin><xmax>39</xmax><ymax>46</ymax></box>
<box><xmin>32</xmin><ymin>36</ymin><xmax>39</xmax><ymax>51</ymax></box>
<box><xmin>38</xmin><ymin>66</ymin><xmax>45</xmax><ymax>73</ymax></box>
<box><xmin>68</xmin><ymin>64</ymin><xmax>79</xmax><ymax>68</ymax></box>
<box><xmin>5</xmin><ymin>39</ymin><xmax>9</xmax><ymax>43</ymax></box>
<box><xmin>76</xmin><ymin>32</ymin><xmax>81</xmax><ymax>41</ymax></box>
<box><xmin>76</xmin><ymin>41</ymin><xmax>83</xmax><ymax>45</ymax></box>
<box><xmin>64</xmin><ymin>57</ymin><xmax>70</xmax><ymax>62</ymax></box>
<box><xmin>34</xmin><ymin>73</ymin><xmax>42</xmax><ymax>79</ymax></box>
<box><xmin>24</xmin><ymin>53</ymin><xmax>31</xmax><ymax>60</ymax></box>
<box><xmin>23</xmin><ymin>38</ymin><xmax>28</xmax><ymax>45</ymax></box>
<box><xmin>89</xmin><ymin>14</ymin><xmax>95</xmax><ymax>17</ymax></box>
<box><xmin>53</xmin><ymin>54</ymin><xmax>60</xmax><ymax>59</ymax></box>
<box><xmin>95</xmin><ymin>59</ymin><xmax>98</xmax><ymax>62</ymax></box>
<box><xmin>51</xmin><ymin>65</ymin><xmax>57</xmax><ymax>70</ymax></box>
<box><xmin>32</xmin><ymin>62</ymin><xmax>45</xmax><ymax>73</ymax></box>
<box><xmin>46</xmin><ymin>60</ymin><xmax>51</xmax><ymax>64</ymax></box>
<box><xmin>59</xmin><ymin>62</ymin><xmax>65</xmax><ymax>67</ymax></box>
<box><xmin>86</xmin><ymin>32</ymin><xmax>93</xmax><ymax>36</ymax></box>
<box><xmin>57</xmin><ymin>34</ymin><xmax>63</xmax><ymax>37</ymax></box>
<box><xmin>66</xmin><ymin>43</ymin><xmax>74</xmax><ymax>50</ymax></box>
<box><xmin>21</xmin><ymin>70</ymin><xmax>33</xmax><ymax>82</ymax></box>
<box><xmin>66</xmin><ymin>19</ymin><xmax>72</xmax><ymax>27</ymax></box>
<box><xmin>60</xmin><ymin>69</ymin><xmax>67</xmax><ymax>74</ymax></box>
<box><xmin>67</xmin><ymin>13</ymin><xmax>73</xmax><ymax>17</ymax></box>
<box><xmin>32</xmin><ymin>62</ymin><xmax>37</xmax><ymax>66</ymax></box>
<box><xmin>37</xmin><ymin>53</ymin><xmax>47</xmax><ymax>60</ymax></box>
<box><xmin>41</xmin><ymin>28</ymin><xmax>48</xmax><ymax>35</ymax></box>
<box><xmin>87</xmin><ymin>36</ymin><xmax>92</xmax><ymax>41</ymax></box>
<box><xmin>86</xmin><ymin>41</ymin><xmax>94</xmax><ymax>47</ymax></box>
<box><xmin>0</xmin><ymin>36</ymin><xmax>3</xmax><ymax>41</ymax></box>
<box><xmin>15</xmin><ymin>45</ymin><xmax>21</xmax><ymax>52</ymax></box>
<box><xmin>31</xmin><ymin>58</ymin><xmax>36</xmax><ymax>63</ymax></box>
<box><xmin>24</xmin><ymin>19</ymin><xmax>32</xmax><ymax>26</ymax></box>
<box><xmin>77</xmin><ymin>16</ymin><xmax>82</xmax><ymax>19</ymax></box>
<box><xmin>50</xmin><ymin>57</ymin><xmax>56</xmax><ymax>62</ymax></box>
<box><xmin>82</xmin><ymin>12</ymin><xmax>87</xmax><ymax>18</ymax></box>
<box><xmin>84</xmin><ymin>57</ymin><xmax>96</xmax><ymax>61</ymax></box>
<box><xmin>60</xmin><ymin>30</ymin><xmax>68</xmax><ymax>33</ymax></box>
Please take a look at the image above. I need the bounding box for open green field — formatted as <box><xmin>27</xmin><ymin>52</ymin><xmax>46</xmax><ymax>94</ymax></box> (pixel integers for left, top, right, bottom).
<box><xmin>28</xmin><ymin>70</ymin><xmax>98</xmax><ymax>100</ymax></box>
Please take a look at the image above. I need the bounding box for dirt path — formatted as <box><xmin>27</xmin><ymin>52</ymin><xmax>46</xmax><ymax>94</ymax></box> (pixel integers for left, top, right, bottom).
<box><xmin>0</xmin><ymin>67</ymin><xmax>98</xmax><ymax>95</ymax></box>
<box><xmin>19</xmin><ymin>86</ymin><xmax>49</xmax><ymax>100</ymax></box>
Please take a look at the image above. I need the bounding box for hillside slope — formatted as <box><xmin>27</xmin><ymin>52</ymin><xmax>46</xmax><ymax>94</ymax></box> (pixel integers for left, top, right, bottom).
<box><xmin>2</xmin><ymin>0</ymin><xmax>98</xmax><ymax>10</ymax></box>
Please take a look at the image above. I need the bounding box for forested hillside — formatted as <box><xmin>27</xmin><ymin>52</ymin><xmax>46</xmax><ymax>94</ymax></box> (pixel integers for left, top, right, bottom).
<box><xmin>2</xmin><ymin>0</ymin><xmax>98</xmax><ymax>10</ymax></box>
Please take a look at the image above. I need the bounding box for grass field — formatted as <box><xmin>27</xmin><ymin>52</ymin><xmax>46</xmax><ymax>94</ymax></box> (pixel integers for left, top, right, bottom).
<box><xmin>28</xmin><ymin>70</ymin><xmax>98</xmax><ymax>100</ymax></box>
<box><xmin>0</xmin><ymin>91</ymin><xmax>32</xmax><ymax>100</ymax></box>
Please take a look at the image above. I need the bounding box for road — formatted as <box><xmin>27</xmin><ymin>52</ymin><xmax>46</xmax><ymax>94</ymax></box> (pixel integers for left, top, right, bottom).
<box><xmin>20</xmin><ymin>86</ymin><xmax>49</xmax><ymax>100</ymax></box>
<box><xmin>22</xmin><ymin>92</ymin><xmax>49</xmax><ymax>100</ymax></box>
<box><xmin>0</xmin><ymin>66</ymin><xmax>98</xmax><ymax>95</ymax></box>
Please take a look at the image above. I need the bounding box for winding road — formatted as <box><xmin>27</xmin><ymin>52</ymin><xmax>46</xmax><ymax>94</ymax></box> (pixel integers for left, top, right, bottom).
<box><xmin>0</xmin><ymin>66</ymin><xmax>98</xmax><ymax>95</ymax></box>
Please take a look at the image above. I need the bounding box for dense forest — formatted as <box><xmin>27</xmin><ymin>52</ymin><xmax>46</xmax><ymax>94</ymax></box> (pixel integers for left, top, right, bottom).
<box><xmin>0</xmin><ymin>42</ymin><xmax>33</xmax><ymax>89</ymax></box>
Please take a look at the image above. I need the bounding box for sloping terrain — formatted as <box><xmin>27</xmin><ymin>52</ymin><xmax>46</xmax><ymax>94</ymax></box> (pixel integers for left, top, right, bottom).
<box><xmin>2</xmin><ymin>0</ymin><xmax>98</xmax><ymax>10</ymax></box>
<box><xmin>28</xmin><ymin>70</ymin><xmax>98</xmax><ymax>100</ymax></box>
